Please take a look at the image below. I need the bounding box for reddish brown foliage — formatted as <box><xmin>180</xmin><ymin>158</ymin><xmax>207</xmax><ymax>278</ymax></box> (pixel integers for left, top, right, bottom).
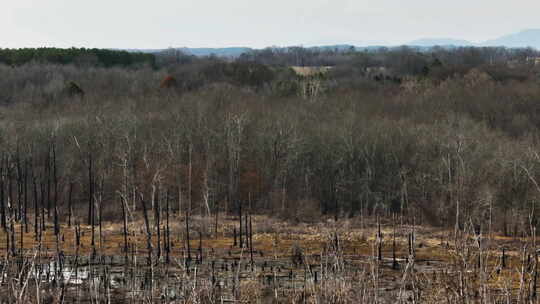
<box><xmin>160</xmin><ymin>75</ymin><xmax>177</xmax><ymax>88</ymax></box>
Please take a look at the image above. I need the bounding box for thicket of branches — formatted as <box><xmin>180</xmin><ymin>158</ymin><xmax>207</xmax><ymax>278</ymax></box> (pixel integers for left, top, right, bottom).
<box><xmin>2</xmin><ymin>46</ymin><xmax>540</xmax><ymax>235</ymax></box>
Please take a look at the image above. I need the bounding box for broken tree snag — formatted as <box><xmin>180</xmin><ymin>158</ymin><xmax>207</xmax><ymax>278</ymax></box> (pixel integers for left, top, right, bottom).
<box><xmin>250</xmin><ymin>213</ymin><xmax>254</xmax><ymax>267</ymax></box>
<box><xmin>140</xmin><ymin>194</ymin><xmax>153</xmax><ymax>266</ymax></box>
<box><xmin>501</xmin><ymin>248</ymin><xmax>506</xmax><ymax>269</ymax></box>
<box><xmin>98</xmin><ymin>178</ymin><xmax>104</xmax><ymax>250</ymax></box>
<box><xmin>188</xmin><ymin>143</ymin><xmax>192</xmax><ymax>220</ymax></box>
<box><xmin>40</xmin><ymin>181</ymin><xmax>45</xmax><ymax>234</ymax></box>
<box><xmin>0</xmin><ymin>155</ymin><xmax>6</xmax><ymax>231</ymax></box>
<box><xmin>185</xmin><ymin>200</ymin><xmax>191</xmax><ymax>261</ymax></box>
<box><xmin>52</xmin><ymin>141</ymin><xmax>59</xmax><ymax>237</ymax></box>
<box><xmin>233</xmin><ymin>227</ymin><xmax>237</xmax><ymax>247</ymax></box>
<box><xmin>121</xmin><ymin>195</ymin><xmax>129</xmax><ymax>265</ymax></box>
<box><xmin>198</xmin><ymin>231</ymin><xmax>202</xmax><ymax>264</ymax></box>
<box><xmin>45</xmin><ymin>147</ymin><xmax>51</xmax><ymax>219</ymax></box>
<box><xmin>7</xmin><ymin>160</ymin><xmax>13</xmax><ymax>223</ymax></box>
<box><xmin>377</xmin><ymin>216</ymin><xmax>382</xmax><ymax>261</ymax></box>
<box><xmin>23</xmin><ymin>158</ymin><xmax>28</xmax><ymax>233</ymax></box>
<box><xmin>19</xmin><ymin>212</ymin><xmax>23</xmax><ymax>256</ymax></box>
<box><xmin>245</xmin><ymin>209</ymin><xmax>249</xmax><ymax>249</ymax></box>
<box><xmin>16</xmin><ymin>153</ymin><xmax>22</xmax><ymax>223</ymax></box>
<box><xmin>32</xmin><ymin>175</ymin><xmax>38</xmax><ymax>240</ymax></box>
<box><xmin>75</xmin><ymin>221</ymin><xmax>81</xmax><ymax>247</ymax></box>
<box><xmin>392</xmin><ymin>213</ymin><xmax>398</xmax><ymax>270</ymax></box>
<box><xmin>4</xmin><ymin>218</ymin><xmax>8</xmax><ymax>255</ymax></box>
<box><xmin>408</xmin><ymin>233</ymin><xmax>412</xmax><ymax>256</ymax></box>
<box><xmin>214</xmin><ymin>201</ymin><xmax>219</xmax><ymax>239</ymax></box>
<box><xmin>88</xmin><ymin>152</ymin><xmax>96</xmax><ymax>257</ymax></box>
<box><xmin>10</xmin><ymin>213</ymin><xmax>15</xmax><ymax>256</ymax></box>
<box><xmin>239</xmin><ymin>199</ymin><xmax>243</xmax><ymax>248</ymax></box>
<box><xmin>87</xmin><ymin>152</ymin><xmax>93</xmax><ymax>226</ymax></box>
<box><xmin>534</xmin><ymin>249</ymin><xmax>538</xmax><ymax>299</ymax></box>
<box><xmin>68</xmin><ymin>182</ymin><xmax>73</xmax><ymax>227</ymax></box>
<box><xmin>165</xmin><ymin>189</ymin><xmax>171</xmax><ymax>264</ymax></box>
<box><xmin>154</xmin><ymin>184</ymin><xmax>161</xmax><ymax>262</ymax></box>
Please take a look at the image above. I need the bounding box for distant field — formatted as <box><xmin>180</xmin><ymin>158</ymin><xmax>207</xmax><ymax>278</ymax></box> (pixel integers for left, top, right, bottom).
<box><xmin>290</xmin><ymin>66</ymin><xmax>332</xmax><ymax>76</ymax></box>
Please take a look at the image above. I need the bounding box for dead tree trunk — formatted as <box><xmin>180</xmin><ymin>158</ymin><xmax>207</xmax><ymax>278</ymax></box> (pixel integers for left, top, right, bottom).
<box><xmin>239</xmin><ymin>200</ymin><xmax>243</xmax><ymax>248</ymax></box>
<box><xmin>154</xmin><ymin>185</ymin><xmax>161</xmax><ymax>262</ymax></box>
<box><xmin>392</xmin><ymin>214</ymin><xmax>398</xmax><ymax>269</ymax></box>
<box><xmin>186</xmin><ymin>203</ymin><xmax>191</xmax><ymax>261</ymax></box>
<box><xmin>198</xmin><ymin>231</ymin><xmax>202</xmax><ymax>264</ymax></box>
<box><xmin>39</xmin><ymin>181</ymin><xmax>45</xmax><ymax>235</ymax></box>
<box><xmin>23</xmin><ymin>159</ymin><xmax>28</xmax><ymax>233</ymax></box>
<box><xmin>87</xmin><ymin>152</ymin><xmax>93</xmax><ymax>226</ymax></box>
<box><xmin>165</xmin><ymin>189</ymin><xmax>170</xmax><ymax>264</ymax></box>
<box><xmin>32</xmin><ymin>175</ymin><xmax>38</xmax><ymax>241</ymax></box>
<box><xmin>67</xmin><ymin>182</ymin><xmax>73</xmax><ymax>227</ymax></box>
<box><xmin>88</xmin><ymin>152</ymin><xmax>96</xmax><ymax>257</ymax></box>
<box><xmin>377</xmin><ymin>216</ymin><xmax>382</xmax><ymax>261</ymax></box>
<box><xmin>140</xmin><ymin>195</ymin><xmax>153</xmax><ymax>266</ymax></box>
<box><xmin>45</xmin><ymin>149</ymin><xmax>51</xmax><ymax>219</ymax></box>
<box><xmin>121</xmin><ymin>196</ymin><xmax>129</xmax><ymax>257</ymax></box>
<box><xmin>10</xmin><ymin>210</ymin><xmax>15</xmax><ymax>256</ymax></box>
<box><xmin>40</xmin><ymin>181</ymin><xmax>45</xmax><ymax>235</ymax></box>
<box><xmin>249</xmin><ymin>213</ymin><xmax>254</xmax><ymax>266</ymax></box>
<box><xmin>214</xmin><ymin>203</ymin><xmax>219</xmax><ymax>239</ymax></box>
<box><xmin>0</xmin><ymin>156</ymin><xmax>6</xmax><ymax>231</ymax></box>
<box><xmin>52</xmin><ymin>142</ymin><xmax>59</xmax><ymax>237</ymax></box>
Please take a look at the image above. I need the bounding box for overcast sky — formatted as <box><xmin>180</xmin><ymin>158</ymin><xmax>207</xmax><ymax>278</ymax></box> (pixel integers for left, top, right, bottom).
<box><xmin>3</xmin><ymin>0</ymin><xmax>540</xmax><ymax>49</ymax></box>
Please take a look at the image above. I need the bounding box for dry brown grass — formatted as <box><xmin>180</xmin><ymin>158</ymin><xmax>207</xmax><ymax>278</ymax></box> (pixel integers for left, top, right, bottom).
<box><xmin>290</xmin><ymin>66</ymin><xmax>332</xmax><ymax>77</ymax></box>
<box><xmin>0</xmin><ymin>213</ymin><xmax>538</xmax><ymax>303</ymax></box>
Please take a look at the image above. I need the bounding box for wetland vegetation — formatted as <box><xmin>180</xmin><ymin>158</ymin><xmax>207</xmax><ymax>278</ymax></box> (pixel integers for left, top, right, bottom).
<box><xmin>1</xmin><ymin>46</ymin><xmax>540</xmax><ymax>303</ymax></box>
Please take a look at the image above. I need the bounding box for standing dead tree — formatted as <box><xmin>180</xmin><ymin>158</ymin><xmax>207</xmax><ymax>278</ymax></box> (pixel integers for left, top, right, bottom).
<box><xmin>139</xmin><ymin>193</ymin><xmax>153</xmax><ymax>266</ymax></box>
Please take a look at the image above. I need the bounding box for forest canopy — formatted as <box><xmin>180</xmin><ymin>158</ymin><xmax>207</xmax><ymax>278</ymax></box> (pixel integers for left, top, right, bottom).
<box><xmin>2</xmin><ymin>45</ymin><xmax>540</xmax><ymax>233</ymax></box>
<box><xmin>0</xmin><ymin>47</ymin><xmax>155</xmax><ymax>67</ymax></box>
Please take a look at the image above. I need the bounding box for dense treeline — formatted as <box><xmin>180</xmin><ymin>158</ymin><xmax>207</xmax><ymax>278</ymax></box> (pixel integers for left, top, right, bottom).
<box><xmin>239</xmin><ymin>45</ymin><xmax>540</xmax><ymax>78</ymax></box>
<box><xmin>0</xmin><ymin>47</ymin><xmax>155</xmax><ymax>67</ymax></box>
<box><xmin>2</xmin><ymin>46</ymin><xmax>540</xmax><ymax>236</ymax></box>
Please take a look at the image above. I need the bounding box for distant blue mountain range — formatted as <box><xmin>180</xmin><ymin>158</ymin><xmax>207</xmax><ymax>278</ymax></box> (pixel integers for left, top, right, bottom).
<box><xmin>408</xmin><ymin>29</ymin><xmax>540</xmax><ymax>48</ymax></box>
<box><xmin>125</xmin><ymin>29</ymin><xmax>540</xmax><ymax>57</ymax></box>
<box><xmin>481</xmin><ymin>29</ymin><xmax>540</xmax><ymax>48</ymax></box>
<box><xmin>408</xmin><ymin>38</ymin><xmax>474</xmax><ymax>47</ymax></box>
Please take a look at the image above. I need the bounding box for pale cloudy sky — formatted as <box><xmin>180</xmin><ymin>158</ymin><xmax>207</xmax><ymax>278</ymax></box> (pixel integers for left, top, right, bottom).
<box><xmin>2</xmin><ymin>0</ymin><xmax>540</xmax><ymax>48</ymax></box>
